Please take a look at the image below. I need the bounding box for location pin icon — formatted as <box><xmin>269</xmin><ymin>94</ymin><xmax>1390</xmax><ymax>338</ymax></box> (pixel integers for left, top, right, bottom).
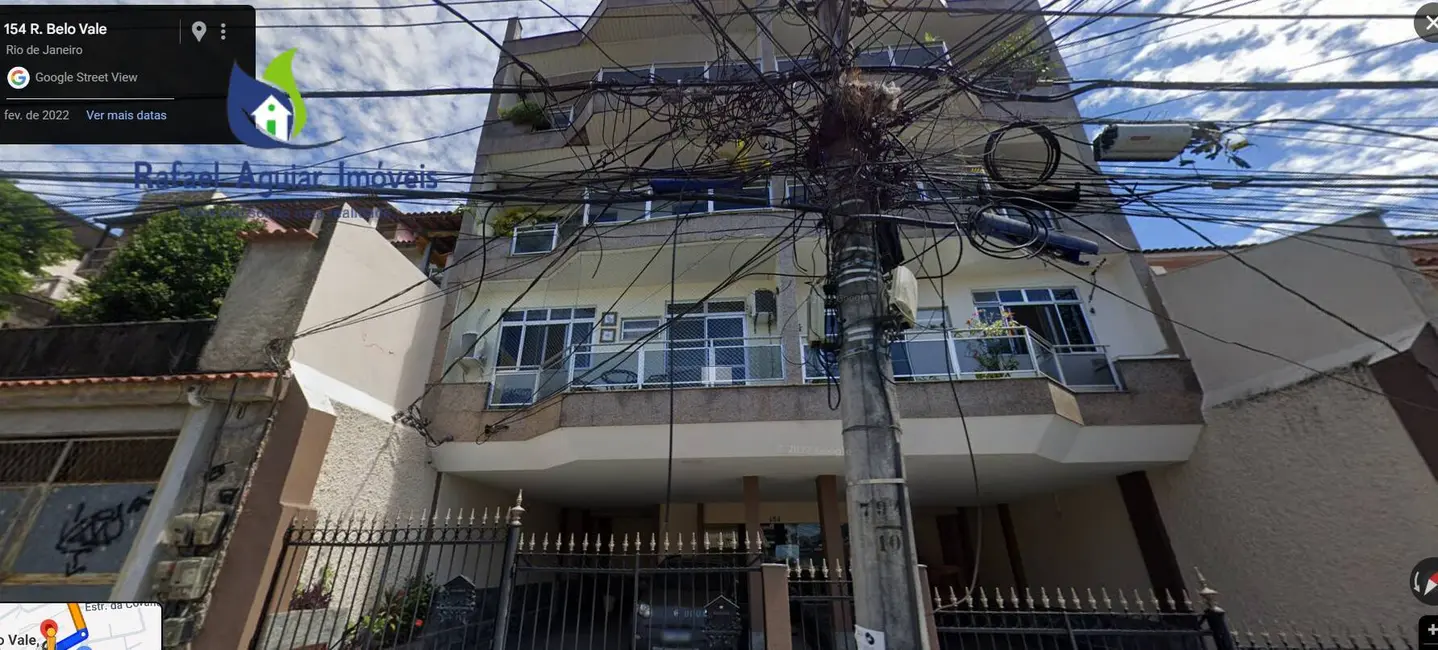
<box><xmin>191</xmin><ymin>21</ymin><xmax>207</xmax><ymax>42</ymax></box>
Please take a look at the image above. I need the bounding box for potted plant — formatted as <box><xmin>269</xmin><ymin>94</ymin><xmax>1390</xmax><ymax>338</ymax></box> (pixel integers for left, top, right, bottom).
<box><xmin>973</xmin><ymin>27</ymin><xmax>1054</xmax><ymax>92</ymax></box>
<box><xmin>491</xmin><ymin>206</ymin><xmax>557</xmax><ymax>237</ymax></box>
<box><xmin>499</xmin><ymin>100</ymin><xmax>551</xmax><ymax>130</ymax></box>
<box><xmin>257</xmin><ymin>565</ymin><xmax>349</xmax><ymax>650</ymax></box>
<box><xmin>964</xmin><ymin>311</ymin><xmax>1023</xmax><ymax>379</ymax></box>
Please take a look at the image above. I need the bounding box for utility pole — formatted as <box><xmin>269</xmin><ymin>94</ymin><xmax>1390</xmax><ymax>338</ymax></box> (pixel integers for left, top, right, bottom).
<box><xmin>813</xmin><ymin>0</ymin><xmax>931</xmax><ymax>647</ymax></box>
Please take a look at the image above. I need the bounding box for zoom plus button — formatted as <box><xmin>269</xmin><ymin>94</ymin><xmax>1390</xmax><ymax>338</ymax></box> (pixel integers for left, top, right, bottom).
<box><xmin>1420</xmin><ymin>615</ymin><xmax>1438</xmax><ymax>649</ymax></box>
<box><xmin>1412</xmin><ymin>558</ymin><xmax>1438</xmax><ymax>606</ymax></box>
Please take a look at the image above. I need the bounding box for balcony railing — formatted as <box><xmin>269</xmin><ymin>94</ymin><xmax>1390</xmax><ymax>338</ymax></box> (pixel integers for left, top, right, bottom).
<box><xmin>488</xmin><ymin>336</ymin><xmax>786</xmax><ymax>408</ymax></box>
<box><xmin>803</xmin><ymin>326</ymin><xmax>1121</xmax><ymax>391</ymax></box>
<box><xmin>509</xmin><ymin>205</ymin><xmax>585</xmax><ymax>255</ymax></box>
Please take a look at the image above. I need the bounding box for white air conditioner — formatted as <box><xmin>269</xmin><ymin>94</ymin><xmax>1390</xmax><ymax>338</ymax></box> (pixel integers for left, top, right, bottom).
<box><xmin>888</xmin><ymin>266</ymin><xmax>918</xmax><ymax>328</ymax></box>
<box><xmin>1091</xmin><ymin>124</ymin><xmax>1195</xmax><ymax>163</ymax></box>
<box><xmin>457</xmin><ymin>331</ymin><xmax>486</xmax><ymax>370</ymax></box>
<box><xmin>748</xmin><ymin>288</ymin><xmax>777</xmax><ymax>326</ymax></box>
<box><xmin>805</xmin><ymin>287</ymin><xmax>829</xmax><ymax>343</ymax></box>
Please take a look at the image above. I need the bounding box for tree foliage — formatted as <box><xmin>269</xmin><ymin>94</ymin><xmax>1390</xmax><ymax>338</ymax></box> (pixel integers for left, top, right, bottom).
<box><xmin>0</xmin><ymin>181</ymin><xmax>80</xmax><ymax>314</ymax></box>
<box><xmin>60</xmin><ymin>207</ymin><xmax>262</xmax><ymax>324</ymax></box>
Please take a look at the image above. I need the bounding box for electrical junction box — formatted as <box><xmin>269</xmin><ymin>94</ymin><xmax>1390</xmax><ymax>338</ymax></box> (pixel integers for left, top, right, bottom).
<box><xmin>1091</xmin><ymin>123</ymin><xmax>1194</xmax><ymax>163</ymax></box>
<box><xmin>167</xmin><ymin>513</ymin><xmax>196</xmax><ymax>547</ymax></box>
<box><xmin>888</xmin><ymin>266</ymin><xmax>918</xmax><ymax>328</ymax></box>
<box><xmin>168</xmin><ymin>557</ymin><xmax>215</xmax><ymax>601</ymax></box>
<box><xmin>192</xmin><ymin>511</ymin><xmax>228</xmax><ymax>546</ymax></box>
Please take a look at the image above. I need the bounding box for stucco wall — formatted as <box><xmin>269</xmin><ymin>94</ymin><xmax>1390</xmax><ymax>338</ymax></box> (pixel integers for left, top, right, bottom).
<box><xmin>1154</xmin><ymin>214</ymin><xmax>1438</xmax><ymax>407</ymax></box>
<box><xmin>294</xmin><ymin>221</ymin><xmax>444</xmax><ymax>411</ymax></box>
<box><xmin>1006</xmin><ymin>479</ymin><xmax>1151</xmax><ymax>593</ymax></box>
<box><xmin>309</xmin><ymin>404</ymin><xmax>437</xmax><ymax>520</ymax></box>
<box><xmin>1148</xmin><ymin>366</ymin><xmax>1438</xmax><ymax>633</ymax></box>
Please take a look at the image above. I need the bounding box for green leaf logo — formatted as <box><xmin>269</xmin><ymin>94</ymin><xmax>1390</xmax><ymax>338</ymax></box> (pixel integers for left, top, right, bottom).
<box><xmin>261</xmin><ymin>48</ymin><xmax>306</xmax><ymax>140</ymax></box>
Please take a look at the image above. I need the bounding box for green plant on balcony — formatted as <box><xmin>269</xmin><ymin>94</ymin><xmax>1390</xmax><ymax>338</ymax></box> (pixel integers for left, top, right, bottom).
<box><xmin>491</xmin><ymin>206</ymin><xmax>557</xmax><ymax>237</ymax></box>
<box><xmin>338</xmin><ymin>573</ymin><xmax>436</xmax><ymax>650</ymax></box>
<box><xmin>499</xmin><ymin>100</ymin><xmax>551</xmax><ymax>130</ymax></box>
<box><xmin>964</xmin><ymin>311</ymin><xmax>1022</xmax><ymax>379</ymax></box>
<box><xmin>973</xmin><ymin>27</ymin><xmax>1054</xmax><ymax>91</ymax></box>
<box><xmin>289</xmin><ymin>564</ymin><xmax>335</xmax><ymax>610</ymax></box>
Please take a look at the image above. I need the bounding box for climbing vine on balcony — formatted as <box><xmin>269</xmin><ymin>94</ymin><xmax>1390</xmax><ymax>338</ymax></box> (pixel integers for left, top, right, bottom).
<box><xmin>492</xmin><ymin>206</ymin><xmax>556</xmax><ymax>237</ymax></box>
<box><xmin>964</xmin><ymin>311</ymin><xmax>1023</xmax><ymax>378</ymax></box>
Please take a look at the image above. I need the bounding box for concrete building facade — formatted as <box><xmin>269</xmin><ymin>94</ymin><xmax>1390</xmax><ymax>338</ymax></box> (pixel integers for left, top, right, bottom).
<box><xmin>418</xmin><ymin>0</ymin><xmax>1208</xmax><ymax>609</ymax></box>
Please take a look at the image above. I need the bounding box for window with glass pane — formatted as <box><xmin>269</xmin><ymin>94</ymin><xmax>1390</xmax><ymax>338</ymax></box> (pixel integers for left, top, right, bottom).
<box><xmin>665</xmin><ymin>300</ymin><xmax>747</xmax><ymax>385</ymax></box>
<box><xmin>711</xmin><ymin>181</ymin><xmax>771</xmax><ymax>212</ymax></box>
<box><xmin>621</xmin><ymin>318</ymin><xmax>659</xmax><ymax>341</ymax></box>
<box><xmin>709</xmin><ymin>61</ymin><xmax>761</xmax><ymax>81</ymax></box>
<box><xmin>600</xmin><ymin>67</ymin><xmax>650</xmax><ymax>84</ymax></box>
<box><xmin>856</xmin><ymin>48</ymin><xmax>893</xmax><ymax>67</ymax></box>
<box><xmin>492</xmin><ymin>308</ymin><xmax>597</xmax><ymax>405</ymax></box>
<box><xmin>786</xmin><ymin>180</ymin><xmax>818</xmax><ymax>206</ymax></box>
<box><xmin>586</xmin><ymin>188</ymin><xmax>648</xmax><ymax>223</ymax></box>
<box><xmin>891</xmin><ymin>306</ymin><xmax>952</xmax><ymax>378</ymax></box>
<box><xmin>777</xmin><ymin>58</ymin><xmax>819</xmax><ymax>76</ymax></box>
<box><xmin>972</xmin><ymin>288</ymin><xmax>1094</xmax><ymax>346</ymax></box>
<box><xmin>653</xmin><ymin>64</ymin><xmax>707</xmax><ymax>84</ymax></box>
<box><xmin>650</xmin><ymin>182</ymin><xmax>711</xmax><ymax>217</ymax></box>
<box><xmin>893</xmin><ymin>43</ymin><xmax>947</xmax><ymax>67</ymax></box>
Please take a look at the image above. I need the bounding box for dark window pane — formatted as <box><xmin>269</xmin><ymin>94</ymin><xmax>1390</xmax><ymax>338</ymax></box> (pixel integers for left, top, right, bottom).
<box><xmin>972</xmin><ymin>291</ymin><xmax>998</xmax><ymax>304</ymax></box>
<box><xmin>525</xmin><ymin>309</ymin><xmax>549</xmax><ymax>321</ymax></box>
<box><xmin>549</xmin><ymin>308</ymin><xmax>572</xmax><ymax>320</ymax></box>
<box><xmin>998</xmin><ymin>290</ymin><xmax>1025</xmax><ymax>303</ymax></box>
<box><xmin>501</xmin><ymin>311</ymin><xmax>524</xmax><ymax>322</ymax></box>
<box><xmin>710</xmin><ymin>62</ymin><xmax>760</xmax><ymax>81</ymax></box>
<box><xmin>519</xmin><ymin>327</ymin><xmax>546</xmax><ymax>366</ymax></box>
<box><xmin>498</xmin><ymin>327</ymin><xmax>523</xmax><ymax>366</ymax></box>
<box><xmin>541</xmin><ymin>324</ymin><xmax>568</xmax><ymax>366</ymax></box>
<box><xmin>1025</xmin><ymin>289</ymin><xmax>1052</xmax><ymax>302</ymax></box>
<box><xmin>574</xmin><ymin>308</ymin><xmax>597</xmax><ymax>319</ymax></box>
<box><xmin>894</xmin><ymin>44</ymin><xmax>946</xmax><ymax>67</ymax></box>
<box><xmin>1052</xmin><ymin>288</ymin><xmax>1078</xmax><ymax>301</ymax></box>
<box><xmin>601</xmin><ymin>68</ymin><xmax>649</xmax><ymax>84</ymax></box>
<box><xmin>712</xmin><ymin>184</ymin><xmax>770</xmax><ymax>211</ymax></box>
<box><xmin>856</xmin><ymin>49</ymin><xmax>892</xmax><ymax>67</ymax></box>
<box><xmin>653</xmin><ymin>65</ymin><xmax>707</xmax><ymax>83</ymax></box>
<box><xmin>707</xmin><ymin>301</ymin><xmax>746</xmax><ymax>313</ymax></box>
<box><xmin>1056</xmin><ymin>304</ymin><xmax>1094</xmax><ymax>346</ymax></box>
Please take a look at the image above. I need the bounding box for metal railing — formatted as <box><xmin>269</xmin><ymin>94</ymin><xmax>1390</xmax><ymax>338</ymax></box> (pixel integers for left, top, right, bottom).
<box><xmin>803</xmin><ymin>326</ymin><xmax>1121</xmax><ymax>390</ymax></box>
<box><xmin>489</xmin><ymin>336</ymin><xmax>787</xmax><ymax>408</ymax></box>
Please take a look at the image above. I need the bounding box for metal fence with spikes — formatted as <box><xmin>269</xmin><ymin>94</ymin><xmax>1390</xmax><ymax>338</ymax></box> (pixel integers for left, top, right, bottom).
<box><xmin>250</xmin><ymin>503</ymin><xmax>520</xmax><ymax>650</ymax></box>
<box><xmin>505</xmin><ymin>529</ymin><xmax>766</xmax><ymax>650</ymax></box>
<box><xmin>1230</xmin><ymin>625</ymin><xmax>1415</xmax><ymax>650</ymax></box>
<box><xmin>928</xmin><ymin>583</ymin><xmax>1209</xmax><ymax>650</ymax></box>
<box><xmin>788</xmin><ymin>558</ymin><xmax>855</xmax><ymax>650</ymax></box>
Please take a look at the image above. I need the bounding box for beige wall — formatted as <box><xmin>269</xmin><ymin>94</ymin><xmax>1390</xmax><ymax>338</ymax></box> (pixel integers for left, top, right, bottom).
<box><xmin>294</xmin><ymin>221</ymin><xmax>444</xmax><ymax>411</ymax></box>
<box><xmin>1149</xmin><ymin>366</ymin><xmax>1438</xmax><ymax>632</ymax></box>
<box><xmin>1155</xmin><ymin>214</ymin><xmax>1438</xmax><ymax>407</ymax></box>
<box><xmin>1006</xmin><ymin>480</ymin><xmax>1150</xmax><ymax>594</ymax></box>
<box><xmin>309</xmin><ymin>404</ymin><xmax>437</xmax><ymax>520</ymax></box>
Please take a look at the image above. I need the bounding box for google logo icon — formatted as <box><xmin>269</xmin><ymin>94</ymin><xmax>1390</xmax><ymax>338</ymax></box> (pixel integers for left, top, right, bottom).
<box><xmin>7</xmin><ymin>66</ymin><xmax>29</xmax><ymax>90</ymax></box>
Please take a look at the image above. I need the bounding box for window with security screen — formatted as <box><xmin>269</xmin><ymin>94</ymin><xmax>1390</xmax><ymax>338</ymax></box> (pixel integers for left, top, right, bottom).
<box><xmin>0</xmin><ymin>436</ymin><xmax>177</xmax><ymax>601</ymax></box>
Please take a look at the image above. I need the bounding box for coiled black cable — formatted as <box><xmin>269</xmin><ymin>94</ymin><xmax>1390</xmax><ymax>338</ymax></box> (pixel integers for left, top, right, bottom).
<box><xmin>982</xmin><ymin>120</ymin><xmax>1062</xmax><ymax>190</ymax></box>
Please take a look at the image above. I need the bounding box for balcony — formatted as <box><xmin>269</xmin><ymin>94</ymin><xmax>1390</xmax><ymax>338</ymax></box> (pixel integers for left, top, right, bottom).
<box><xmin>509</xmin><ymin>205</ymin><xmax>586</xmax><ymax>255</ymax></box>
<box><xmin>803</xmin><ymin>326</ymin><xmax>1122</xmax><ymax>391</ymax></box>
<box><xmin>489</xmin><ymin>336</ymin><xmax>786</xmax><ymax>407</ymax></box>
<box><xmin>0</xmin><ymin>319</ymin><xmax>216</xmax><ymax>380</ymax></box>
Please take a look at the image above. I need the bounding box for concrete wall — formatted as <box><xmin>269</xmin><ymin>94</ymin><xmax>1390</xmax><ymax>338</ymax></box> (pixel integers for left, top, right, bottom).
<box><xmin>309</xmin><ymin>404</ymin><xmax>437</xmax><ymax>521</ymax></box>
<box><xmin>1154</xmin><ymin>214</ymin><xmax>1438</xmax><ymax>407</ymax></box>
<box><xmin>293</xmin><ymin>221</ymin><xmax>444</xmax><ymax>411</ymax></box>
<box><xmin>1149</xmin><ymin>365</ymin><xmax>1438</xmax><ymax>632</ymax></box>
<box><xmin>201</xmin><ymin>233</ymin><xmax>327</xmax><ymax>372</ymax></box>
<box><xmin>1148</xmin><ymin>215</ymin><xmax>1438</xmax><ymax>632</ymax></box>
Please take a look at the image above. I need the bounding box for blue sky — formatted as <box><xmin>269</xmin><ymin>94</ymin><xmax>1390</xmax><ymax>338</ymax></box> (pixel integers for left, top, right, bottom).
<box><xmin>6</xmin><ymin>0</ymin><xmax>1434</xmax><ymax>249</ymax></box>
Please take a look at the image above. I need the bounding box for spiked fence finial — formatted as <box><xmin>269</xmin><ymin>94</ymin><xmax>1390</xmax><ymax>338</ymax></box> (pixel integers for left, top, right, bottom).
<box><xmin>508</xmin><ymin>490</ymin><xmax>526</xmax><ymax>525</ymax></box>
<box><xmin>1195</xmin><ymin>566</ymin><xmax>1220</xmax><ymax>611</ymax></box>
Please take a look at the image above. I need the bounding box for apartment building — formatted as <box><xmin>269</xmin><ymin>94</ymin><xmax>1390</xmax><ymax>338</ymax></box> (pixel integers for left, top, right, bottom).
<box><xmin>422</xmin><ymin>0</ymin><xmax>1206</xmax><ymax>602</ymax></box>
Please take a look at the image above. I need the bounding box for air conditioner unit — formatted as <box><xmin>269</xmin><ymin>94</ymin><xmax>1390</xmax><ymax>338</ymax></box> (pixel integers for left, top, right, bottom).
<box><xmin>748</xmin><ymin>288</ymin><xmax>777</xmax><ymax>326</ymax></box>
<box><xmin>888</xmin><ymin>266</ymin><xmax>918</xmax><ymax>329</ymax></box>
<box><xmin>457</xmin><ymin>331</ymin><xmax>486</xmax><ymax>370</ymax></box>
<box><xmin>805</xmin><ymin>286</ymin><xmax>829</xmax><ymax>344</ymax></box>
<box><xmin>1091</xmin><ymin>124</ymin><xmax>1195</xmax><ymax>163</ymax></box>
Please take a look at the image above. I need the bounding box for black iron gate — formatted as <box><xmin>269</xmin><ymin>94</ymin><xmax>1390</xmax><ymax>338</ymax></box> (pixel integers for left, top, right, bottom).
<box><xmin>249</xmin><ymin>508</ymin><xmax>517</xmax><ymax>650</ymax></box>
<box><xmin>249</xmin><ymin>503</ymin><xmax>765</xmax><ymax>650</ymax></box>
